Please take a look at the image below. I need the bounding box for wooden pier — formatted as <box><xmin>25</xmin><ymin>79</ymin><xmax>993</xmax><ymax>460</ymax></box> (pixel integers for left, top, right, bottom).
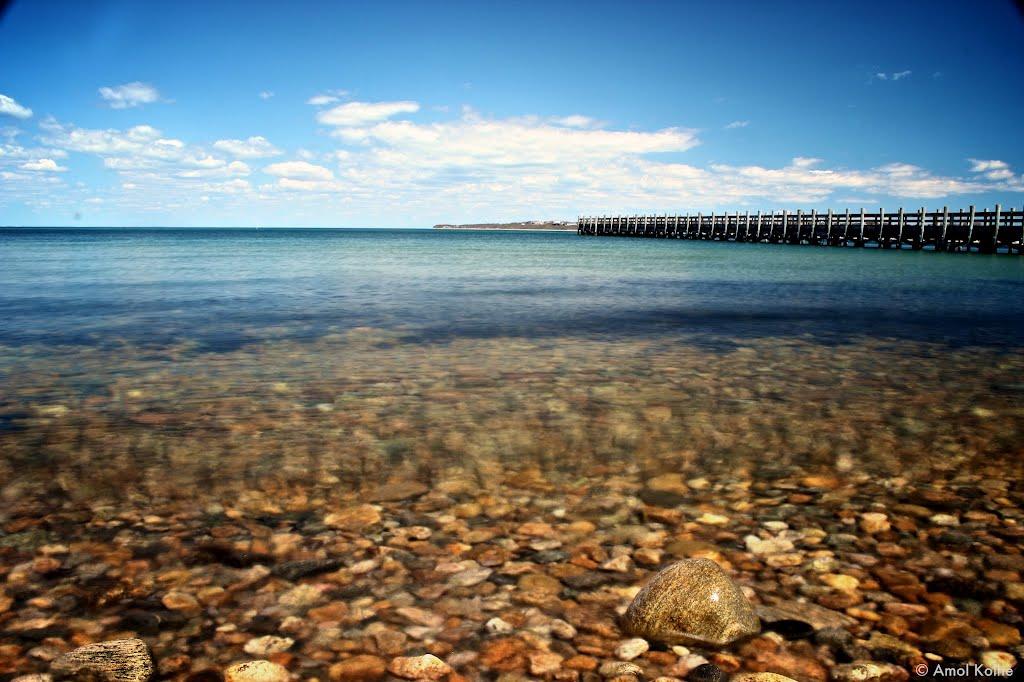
<box><xmin>577</xmin><ymin>205</ymin><xmax>1024</xmax><ymax>253</ymax></box>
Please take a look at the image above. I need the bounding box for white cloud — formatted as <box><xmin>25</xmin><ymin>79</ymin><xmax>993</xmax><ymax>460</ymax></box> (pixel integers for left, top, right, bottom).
<box><xmin>872</xmin><ymin>70</ymin><xmax>912</xmax><ymax>82</ymax></box>
<box><xmin>553</xmin><ymin>115</ymin><xmax>599</xmax><ymax>129</ymax></box>
<box><xmin>263</xmin><ymin>160</ymin><xmax>334</xmax><ymax>180</ymax></box>
<box><xmin>98</xmin><ymin>82</ymin><xmax>160</xmax><ymax>109</ymax></box>
<box><xmin>968</xmin><ymin>158</ymin><xmax>1016</xmax><ymax>181</ymax></box>
<box><xmin>21</xmin><ymin>158</ymin><xmax>67</xmax><ymax>172</ymax></box>
<box><xmin>177</xmin><ymin>161</ymin><xmax>250</xmax><ymax>178</ymax></box>
<box><xmin>40</xmin><ymin>120</ymin><xmax>181</xmax><ymax>158</ymax></box>
<box><xmin>330</xmin><ymin>114</ymin><xmax>698</xmax><ymax>168</ymax></box>
<box><xmin>271</xmin><ymin>177</ymin><xmax>342</xmax><ymax>192</ymax></box>
<box><xmin>213</xmin><ymin>136</ymin><xmax>282</xmax><ymax>158</ymax></box>
<box><xmin>209</xmin><ymin>178</ymin><xmax>251</xmax><ymax>193</ymax></box>
<box><xmin>308</xmin><ymin>94</ymin><xmax>337</xmax><ymax>106</ymax></box>
<box><xmin>725</xmin><ymin>120</ymin><xmax>750</xmax><ymax>129</ymax></box>
<box><xmin>790</xmin><ymin>157</ymin><xmax>822</xmax><ymax>168</ymax></box>
<box><xmin>317</xmin><ymin>100</ymin><xmax>420</xmax><ymax>126</ymax></box>
<box><xmin>259</xmin><ymin>91</ymin><xmax>275</xmax><ymax>100</ymax></box>
<box><xmin>0</xmin><ymin>94</ymin><xmax>32</xmax><ymax>119</ymax></box>
<box><xmin>11</xmin><ymin>107</ymin><xmax>1022</xmax><ymax>225</ymax></box>
<box><xmin>969</xmin><ymin>159</ymin><xmax>1007</xmax><ymax>173</ymax></box>
<box><xmin>308</xmin><ymin>90</ymin><xmax>350</xmax><ymax>107</ymax></box>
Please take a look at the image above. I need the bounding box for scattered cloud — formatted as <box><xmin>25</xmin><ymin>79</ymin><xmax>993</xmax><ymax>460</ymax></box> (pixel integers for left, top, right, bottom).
<box><xmin>98</xmin><ymin>82</ymin><xmax>160</xmax><ymax>109</ymax></box>
<box><xmin>724</xmin><ymin>120</ymin><xmax>750</xmax><ymax>129</ymax></box>
<box><xmin>968</xmin><ymin>158</ymin><xmax>1015</xmax><ymax>181</ymax></box>
<box><xmin>316</xmin><ymin>100</ymin><xmax>420</xmax><ymax>126</ymax></box>
<box><xmin>968</xmin><ymin>159</ymin><xmax>1007</xmax><ymax>173</ymax></box>
<box><xmin>259</xmin><ymin>91</ymin><xmax>275</xmax><ymax>100</ymax></box>
<box><xmin>213</xmin><ymin>136</ymin><xmax>282</xmax><ymax>159</ymax></box>
<box><xmin>307</xmin><ymin>89</ymin><xmax>350</xmax><ymax>107</ymax></box>
<box><xmin>872</xmin><ymin>70</ymin><xmax>912</xmax><ymax>82</ymax></box>
<box><xmin>40</xmin><ymin>120</ymin><xmax>182</xmax><ymax>158</ymax></box>
<box><xmin>308</xmin><ymin>94</ymin><xmax>338</xmax><ymax>106</ymax></box>
<box><xmin>0</xmin><ymin>94</ymin><xmax>33</xmax><ymax>119</ymax></box>
<box><xmin>263</xmin><ymin>160</ymin><xmax>334</xmax><ymax>180</ymax></box>
<box><xmin>20</xmin><ymin>158</ymin><xmax>67</xmax><ymax>172</ymax></box>
<box><xmin>7</xmin><ymin>103</ymin><xmax>1020</xmax><ymax>224</ymax></box>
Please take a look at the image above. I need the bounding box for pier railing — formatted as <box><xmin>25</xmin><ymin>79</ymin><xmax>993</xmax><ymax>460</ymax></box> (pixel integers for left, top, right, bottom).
<box><xmin>577</xmin><ymin>205</ymin><xmax>1024</xmax><ymax>253</ymax></box>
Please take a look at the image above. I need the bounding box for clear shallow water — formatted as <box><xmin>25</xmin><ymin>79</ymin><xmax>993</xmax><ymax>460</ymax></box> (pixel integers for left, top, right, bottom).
<box><xmin>1</xmin><ymin>227</ymin><xmax>1023</xmax><ymax>352</ymax></box>
<box><xmin>2</xmin><ymin>229</ymin><xmax>1024</xmax><ymax>679</ymax></box>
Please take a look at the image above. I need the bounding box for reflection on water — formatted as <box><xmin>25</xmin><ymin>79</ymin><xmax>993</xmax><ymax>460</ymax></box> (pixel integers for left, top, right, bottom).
<box><xmin>0</xmin><ymin>229</ymin><xmax>1022</xmax><ymax>678</ymax></box>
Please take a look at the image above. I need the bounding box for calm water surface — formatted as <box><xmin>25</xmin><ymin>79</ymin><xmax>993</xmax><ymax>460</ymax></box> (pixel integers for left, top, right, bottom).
<box><xmin>1</xmin><ymin>227</ymin><xmax>1023</xmax><ymax>351</ymax></box>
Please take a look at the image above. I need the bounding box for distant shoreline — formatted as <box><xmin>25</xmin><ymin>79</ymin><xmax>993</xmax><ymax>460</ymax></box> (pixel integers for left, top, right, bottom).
<box><xmin>433</xmin><ymin>221</ymin><xmax>576</xmax><ymax>231</ymax></box>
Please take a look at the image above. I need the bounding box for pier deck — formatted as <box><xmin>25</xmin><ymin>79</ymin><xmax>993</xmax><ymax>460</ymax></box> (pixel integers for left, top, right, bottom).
<box><xmin>578</xmin><ymin>206</ymin><xmax>1024</xmax><ymax>253</ymax></box>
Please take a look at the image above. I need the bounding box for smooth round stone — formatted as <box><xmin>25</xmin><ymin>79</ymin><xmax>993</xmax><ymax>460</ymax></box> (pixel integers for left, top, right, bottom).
<box><xmin>614</xmin><ymin>637</ymin><xmax>649</xmax><ymax>661</ymax></box>
<box><xmin>981</xmin><ymin>651</ymin><xmax>1016</xmax><ymax>676</ymax></box>
<box><xmin>732</xmin><ymin>675</ymin><xmax>799</xmax><ymax>682</ymax></box>
<box><xmin>687</xmin><ymin>663</ymin><xmax>725</xmax><ymax>682</ymax></box>
<box><xmin>622</xmin><ymin>558</ymin><xmax>760</xmax><ymax>647</ymax></box>
<box><xmin>549</xmin><ymin>618</ymin><xmax>577</xmax><ymax>639</ymax></box>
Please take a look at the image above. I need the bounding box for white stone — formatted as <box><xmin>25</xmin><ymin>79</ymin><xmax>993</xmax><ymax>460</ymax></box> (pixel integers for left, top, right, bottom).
<box><xmin>485</xmin><ymin>617</ymin><xmax>514</xmax><ymax>634</ymax></box>
<box><xmin>615</xmin><ymin>637</ymin><xmax>649</xmax><ymax>661</ymax></box>
<box><xmin>243</xmin><ymin>636</ymin><xmax>294</xmax><ymax>657</ymax></box>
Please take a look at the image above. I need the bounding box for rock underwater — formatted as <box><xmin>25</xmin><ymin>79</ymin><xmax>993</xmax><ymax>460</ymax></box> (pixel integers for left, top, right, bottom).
<box><xmin>622</xmin><ymin>558</ymin><xmax>761</xmax><ymax>647</ymax></box>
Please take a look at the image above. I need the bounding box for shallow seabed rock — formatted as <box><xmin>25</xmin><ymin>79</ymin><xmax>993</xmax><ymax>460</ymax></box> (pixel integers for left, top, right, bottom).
<box><xmin>50</xmin><ymin>639</ymin><xmax>153</xmax><ymax>682</ymax></box>
<box><xmin>623</xmin><ymin>558</ymin><xmax>761</xmax><ymax>647</ymax></box>
<box><xmin>223</xmin><ymin>661</ymin><xmax>289</xmax><ymax>682</ymax></box>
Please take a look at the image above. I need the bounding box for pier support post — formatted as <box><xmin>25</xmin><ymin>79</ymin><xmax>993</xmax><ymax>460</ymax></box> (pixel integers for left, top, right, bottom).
<box><xmin>992</xmin><ymin>204</ymin><xmax>1002</xmax><ymax>253</ymax></box>
<box><xmin>941</xmin><ymin>206</ymin><xmax>949</xmax><ymax>250</ymax></box>
<box><xmin>966</xmin><ymin>205</ymin><xmax>976</xmax><ymax>252</ymax></box>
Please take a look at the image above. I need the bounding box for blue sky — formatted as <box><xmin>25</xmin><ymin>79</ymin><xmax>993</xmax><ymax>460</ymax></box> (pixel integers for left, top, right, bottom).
<box><xmin>1</xmin><ymin>0</ymin><xmax>1022</xmax><ymax>227</ymax></box>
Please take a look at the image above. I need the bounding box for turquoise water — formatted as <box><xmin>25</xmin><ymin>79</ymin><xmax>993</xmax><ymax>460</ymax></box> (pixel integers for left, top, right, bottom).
<box><xmin>1</xmin><ymin>227</ymin><xmax>1023</xmax><ymax>351</ymax></box>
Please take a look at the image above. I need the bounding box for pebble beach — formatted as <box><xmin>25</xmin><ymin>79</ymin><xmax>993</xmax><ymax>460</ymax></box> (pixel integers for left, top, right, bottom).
<box><xmin>2</xmin><ymin>325</ymin><xmax>1022</xmax><ymax>681</ymax></box>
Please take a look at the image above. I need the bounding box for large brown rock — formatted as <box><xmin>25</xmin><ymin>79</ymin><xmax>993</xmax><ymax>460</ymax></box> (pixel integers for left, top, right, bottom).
<box><xmin>51</xmin><ymin>639</ymin><xmax>153</xmax><ymax>682</ymax></box>
<box><xmin>623</xmin><ymin>558</ymin><xmax>760</xmax><ymax>647</ymax></box>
